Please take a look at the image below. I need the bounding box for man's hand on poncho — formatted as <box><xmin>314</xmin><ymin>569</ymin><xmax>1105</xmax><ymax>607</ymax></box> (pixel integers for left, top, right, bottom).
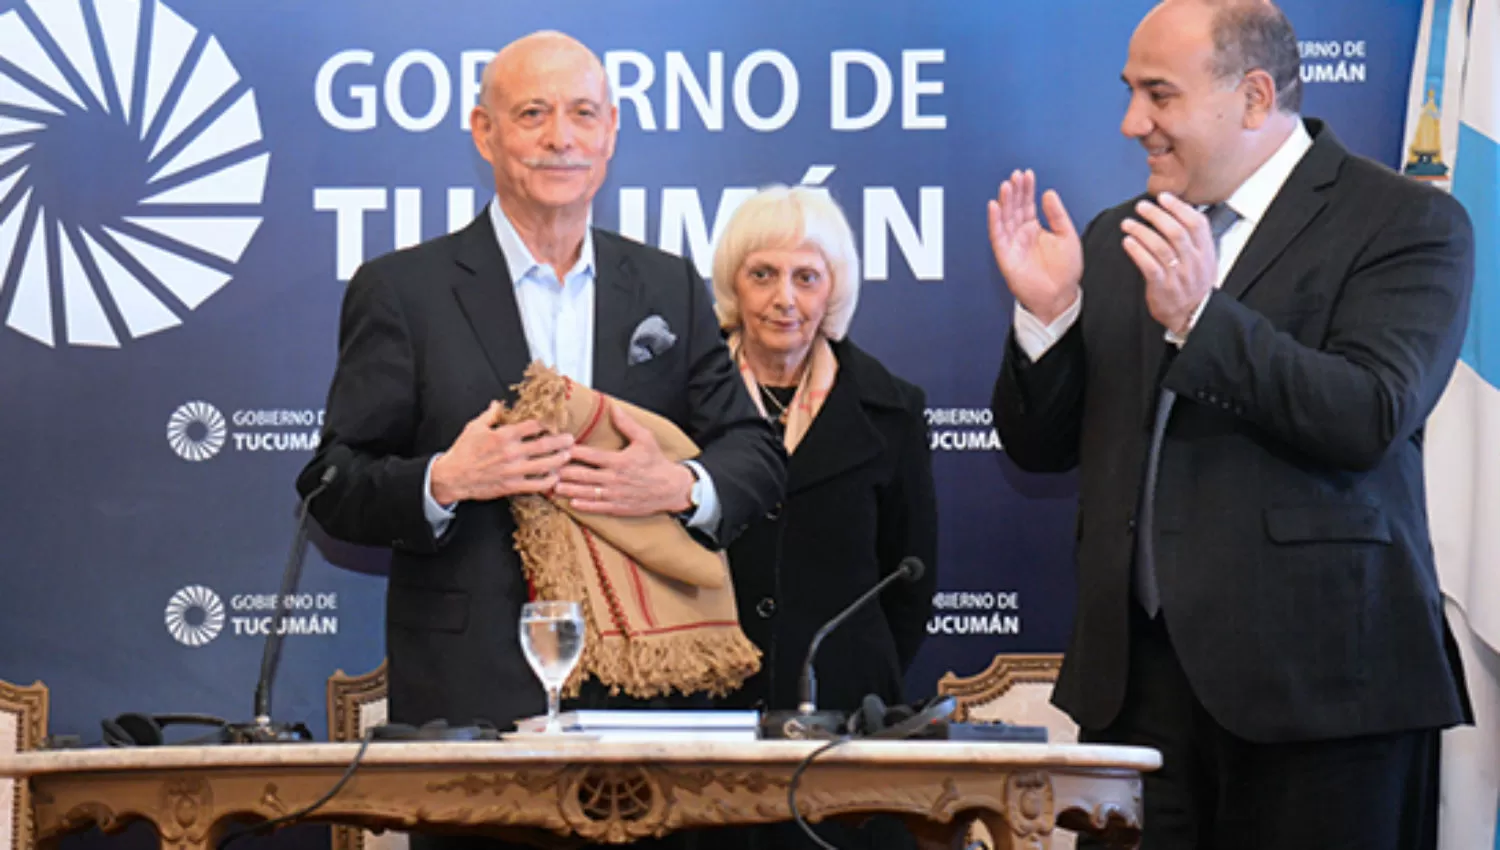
<box><xmin>556</xmin><ymin>401</ymin><xmax>695</xmax><ymax>517</ymax></box>
<box><xmin>430</xmin><ymin>402</ymin><xmax>575</xmax><ymax>504</ymax></box>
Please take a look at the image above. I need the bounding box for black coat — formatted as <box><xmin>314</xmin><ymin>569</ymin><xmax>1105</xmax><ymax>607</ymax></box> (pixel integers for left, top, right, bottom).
<box><xmin>993</xmin><ymin>119</ymin><xmax>1473</xmax><ymax>741</ymax></box>
<box><xmin>721</xmin><ymin>337</ymin><xmax>938</xmax><ymax>714</ymax></box>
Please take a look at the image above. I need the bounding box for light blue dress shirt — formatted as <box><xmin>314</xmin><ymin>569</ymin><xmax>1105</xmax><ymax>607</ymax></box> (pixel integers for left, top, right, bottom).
<box><xmin>422</xmin><ymin>198</ymin><xmax>720</xmax><ymax>536</ymax></box>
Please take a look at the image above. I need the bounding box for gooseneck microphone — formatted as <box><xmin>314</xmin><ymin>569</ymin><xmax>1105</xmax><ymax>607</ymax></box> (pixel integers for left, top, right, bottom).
<box><xmin>228</xmin><ymin>464</ymin><xmax>338</xmax><ymax>743</ymax></box>
<box><xmin>760</xmin><ymin>556</ymin><xmax>926</xmax><ymax>740</ymax></box>
<box><xmin>799</xmin><ymin>556</ymin><xmax>924</xmax><ymax>713</ymax></box>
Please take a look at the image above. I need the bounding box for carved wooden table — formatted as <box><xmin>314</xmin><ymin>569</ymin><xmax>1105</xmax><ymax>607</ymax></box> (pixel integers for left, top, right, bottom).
<box><xmin>0</xmin><ymin>740</ymin><xmax>1159</xmax><ymax>849</ymax></box>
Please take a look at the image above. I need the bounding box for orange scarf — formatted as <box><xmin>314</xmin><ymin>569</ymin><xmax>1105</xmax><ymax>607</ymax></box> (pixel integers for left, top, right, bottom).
<box><xmin>729</xmin><ymin>332</ymin><xmax>839</xmax><ymax>454</ymax></box>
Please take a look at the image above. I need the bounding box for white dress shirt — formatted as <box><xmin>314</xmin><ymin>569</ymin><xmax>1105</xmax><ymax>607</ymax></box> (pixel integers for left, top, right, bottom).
<box><xmin>422</xmin><ymin>198</ymin><xmax>721</xmax><ymax>536</ymax></box>
<box><xmin>1013</xmin><ymin>120</ymin><xmax>1315</xmax><ymax>360</ymax></box>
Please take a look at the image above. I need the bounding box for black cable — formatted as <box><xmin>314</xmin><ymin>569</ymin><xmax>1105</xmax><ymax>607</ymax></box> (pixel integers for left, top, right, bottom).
<box><xmin>786</xmin><ymin>736</ymin><xmax>850</xmax><ymax>850</ymax></box>
<box><xmin>216</xmin><ymin>729</ymin><xmax>375</xmax><ymax>850</ymax></box>
<box><xmin>789</xmin><ymin>736</ymin><xmax>989</xmax><ymax>850</ymax></box>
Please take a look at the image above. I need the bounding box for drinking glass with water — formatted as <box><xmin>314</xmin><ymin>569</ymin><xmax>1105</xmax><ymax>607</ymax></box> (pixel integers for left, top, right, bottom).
<box><xmin>519</xmin><ymin>600</ymin><xmax>585</xmax><ymax>733</ymax></box>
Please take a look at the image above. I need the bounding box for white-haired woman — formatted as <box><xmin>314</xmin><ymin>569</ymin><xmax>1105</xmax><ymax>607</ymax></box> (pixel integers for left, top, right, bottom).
<box><xmin>713</xmin><ymin>184</ymin><xmax>938</xmax><ymax>762</ymax></box>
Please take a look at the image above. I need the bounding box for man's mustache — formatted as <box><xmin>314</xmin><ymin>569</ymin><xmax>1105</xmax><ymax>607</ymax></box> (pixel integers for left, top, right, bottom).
<box><xmin>523</xmin><ymin>156</ymin><xmax>592</xmax><ymax>169</ymax></box>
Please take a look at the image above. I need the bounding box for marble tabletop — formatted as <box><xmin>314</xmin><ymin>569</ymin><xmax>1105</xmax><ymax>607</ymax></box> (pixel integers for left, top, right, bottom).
<box><xmin>0</xmin><ymin>739</ymin><xmax>1161</xmax><ymax>777</ymax></box>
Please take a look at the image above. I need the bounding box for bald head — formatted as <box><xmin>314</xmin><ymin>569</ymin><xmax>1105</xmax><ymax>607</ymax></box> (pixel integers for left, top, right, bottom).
<box><xmin>1121</xmin><ymin>0</ymin><xmax>1300</xmax><ymax>203</ymax></box>
<box><xmin>468</xmin><ymin>29</ymin><xmax>619</xmax><ymax>225</ymax></box>
<box><xmin>1140</xmin><ymin>0</ymin><xmax>1301</xmax><ymax>112</ymax></box>
<box><xmin>479</xmin><ymin>30</ymin><xmax>610</xmax><ymax>112</ymax></box>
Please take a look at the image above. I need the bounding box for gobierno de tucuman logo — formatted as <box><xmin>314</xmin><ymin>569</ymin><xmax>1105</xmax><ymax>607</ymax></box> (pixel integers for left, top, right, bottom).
<box><xmin>164</xmin><ymin>584</ymin><xmax>225</xmax><ymax>647</ymax></box>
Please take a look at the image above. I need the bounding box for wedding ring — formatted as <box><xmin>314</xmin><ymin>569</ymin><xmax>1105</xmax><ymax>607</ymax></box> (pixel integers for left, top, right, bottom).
<box><xmin>1167</xmin><ymin>255</ymin><xmax>1181</xmax><ymax>269</ymax></box>
<box><xmin>594</xmin><ymin>486</ymin><xmax>602</xmax><ymax>500</ymax></box>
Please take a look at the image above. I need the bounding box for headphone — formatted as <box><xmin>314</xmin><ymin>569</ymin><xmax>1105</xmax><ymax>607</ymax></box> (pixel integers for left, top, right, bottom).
<box><xmin>846</xmin><ymin>694</ymin><xmax>956</xmax><ymax>740</ymax></box>
<box><xmin>101</xmin><ymin>713</ymin><xmax>234</xmax><ymax>747</ymax></box>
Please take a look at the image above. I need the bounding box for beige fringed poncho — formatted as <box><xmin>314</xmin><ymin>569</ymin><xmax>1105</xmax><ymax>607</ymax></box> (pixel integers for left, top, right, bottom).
<box><xmin>504</xmin><ymin>363</ymin><xmax>761</xmax><ymax>699</ymax></box>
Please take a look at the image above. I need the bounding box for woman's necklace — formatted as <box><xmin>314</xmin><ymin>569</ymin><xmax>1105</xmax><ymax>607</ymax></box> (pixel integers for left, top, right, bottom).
<box><xmin>758</xmin><ymin>383</ymin><xmax>791</xmax><ymax>425</ymax></box>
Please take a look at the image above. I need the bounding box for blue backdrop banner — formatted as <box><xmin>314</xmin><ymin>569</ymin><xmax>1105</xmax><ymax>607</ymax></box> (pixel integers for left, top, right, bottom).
<box><xmin>0</xmin><ymin>0</ymin><xmax>1420</xmax><ymax>759</ymax></box>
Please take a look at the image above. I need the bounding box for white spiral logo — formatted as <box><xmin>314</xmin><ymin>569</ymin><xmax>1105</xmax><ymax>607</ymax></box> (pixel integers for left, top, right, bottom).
<box><xmin>0</xmin><ymin>0</ymin><xmax>268</xmax><ymax>349</ymax></box>
<box><xmin>164</xmin><ymin>584</ymin><xmax>225</xmax><ymax>647</ymax></box>
<box><xmin>167</xmin><ymin>400</ymin><xmax>226</xmax><ymax>461</ymax></box>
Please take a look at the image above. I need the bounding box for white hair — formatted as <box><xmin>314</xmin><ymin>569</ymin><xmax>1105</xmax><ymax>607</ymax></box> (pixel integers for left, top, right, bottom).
<box><xmin>710</xmin><ymin>185</ymin><xmax>861</xmax><ymax>341</ymax></box>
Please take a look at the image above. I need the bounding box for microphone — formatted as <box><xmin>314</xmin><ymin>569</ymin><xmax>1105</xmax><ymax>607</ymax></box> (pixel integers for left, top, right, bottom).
<box><xmin>759</xmin><ymin>556</ymin><xmax>926</xmax><ymax>740</ymax></box>
<box><xmin>226</xmin><ymin>464</ymin><xmax>339</xmax><ymax>744</ymax></box>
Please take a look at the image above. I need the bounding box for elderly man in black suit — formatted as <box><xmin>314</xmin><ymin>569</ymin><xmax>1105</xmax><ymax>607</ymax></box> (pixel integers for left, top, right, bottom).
<box><xmin>298</xmin><ymin>26</ymin><xmax>783</xmax><ymax>765</ymax></box>
<box><xmin>989</xmin><ymin>2</ymin><xmax>1474</xmax><ymax>848</ymax></box>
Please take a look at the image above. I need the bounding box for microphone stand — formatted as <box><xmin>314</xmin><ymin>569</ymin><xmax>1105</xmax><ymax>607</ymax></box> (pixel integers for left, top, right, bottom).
<box><xmin>759</xmin><ymin>557</ymin><xmax>925</xmax><ymax>740</ymax></box>
<box><xmin>225</xmin><ymin>466</ymin><xmax>338</xmax><ymax>744</ymax></box>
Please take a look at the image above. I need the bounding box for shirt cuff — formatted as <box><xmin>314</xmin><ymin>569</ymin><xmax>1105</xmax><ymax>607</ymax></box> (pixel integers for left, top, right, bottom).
<box><xmin>680</xmin><ymin>459</ymin><xmax>721</xmax><ymax>537</ymax></box>
<box><xmin>423</xmin><ymin>453</ymin><xmax>457</xmax><ymax>538</ymax></box>
<box><xmin>1165</xmin><ymin>292</ymin><xmax>1212</xmax><ymax>348</ymax></box>
<box><xmin>1013</xmin><ymin>294</ymin><xmax>1082</xmax><ymax>361</ymax></box>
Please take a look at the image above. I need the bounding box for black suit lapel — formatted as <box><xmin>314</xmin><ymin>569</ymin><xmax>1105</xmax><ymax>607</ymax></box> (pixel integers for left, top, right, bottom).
<box><xmin>451</xmin><ymin>214</ymin><xmax>532</xmax><ymax>398</ymax></box>
<box><xmin>787</xmin><ymin>369</ymin><xmax>884</xmax><ymax>495</ymax></box>
<box><xmin>591</xmin><ymin>230</ymin><xmax>644</xmax><ymax>397</ymax></box>
<box><xmin>1220</xmin><ymin>120</ymin><xmax>1342</xmax><ymax>302</ymax></box>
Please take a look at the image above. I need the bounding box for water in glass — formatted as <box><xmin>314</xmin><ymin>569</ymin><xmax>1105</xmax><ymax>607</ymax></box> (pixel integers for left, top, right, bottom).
<box><xmin>519</xmin><ymin>601</ymin><xmax>584</xmax><ymax>732</ymax></box>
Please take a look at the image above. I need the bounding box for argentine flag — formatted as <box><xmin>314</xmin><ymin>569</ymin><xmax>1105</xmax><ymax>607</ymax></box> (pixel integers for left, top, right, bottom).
<box><xmin>1404</xmin><ymin>1</ymin><xmax>1500</xmax><ymax>848</ymax></box>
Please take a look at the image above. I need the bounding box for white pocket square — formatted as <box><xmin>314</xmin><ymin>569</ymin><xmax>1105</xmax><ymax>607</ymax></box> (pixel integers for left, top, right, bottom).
<box><xmin>628</xmin><ymin>315</ymin><xmax>677</xmax><ymax>365</ymax></box>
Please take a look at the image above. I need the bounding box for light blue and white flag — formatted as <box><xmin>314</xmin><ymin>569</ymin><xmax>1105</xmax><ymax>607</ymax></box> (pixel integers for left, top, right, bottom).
<box><xmin>1403</xmin><ymin>1</ymin><xmax>1500</xmax><ymax>847</ymax></box>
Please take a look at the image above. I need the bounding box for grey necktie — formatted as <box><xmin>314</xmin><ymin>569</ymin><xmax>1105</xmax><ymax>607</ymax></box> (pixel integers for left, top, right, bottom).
<box><xmin>1134</xmin><ymin>202</ymin><xmax>1241</xmax><ymax>617</ymax></box>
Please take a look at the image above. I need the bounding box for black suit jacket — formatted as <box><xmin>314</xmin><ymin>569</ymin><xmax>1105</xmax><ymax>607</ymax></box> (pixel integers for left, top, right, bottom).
<box><xmin>298</xmin><ymin>213</ymin><xmax>785</xmax><ymax>729</ymax></box>
<box><xmin>719</xmin><ymin>339</ymin><xmax>938</xmax><ymax>714</ymax></box>
<box><xmin>993</xmin><ymin>119</ymin><xmax>1474</xmax><ymax>743</ymax></box>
